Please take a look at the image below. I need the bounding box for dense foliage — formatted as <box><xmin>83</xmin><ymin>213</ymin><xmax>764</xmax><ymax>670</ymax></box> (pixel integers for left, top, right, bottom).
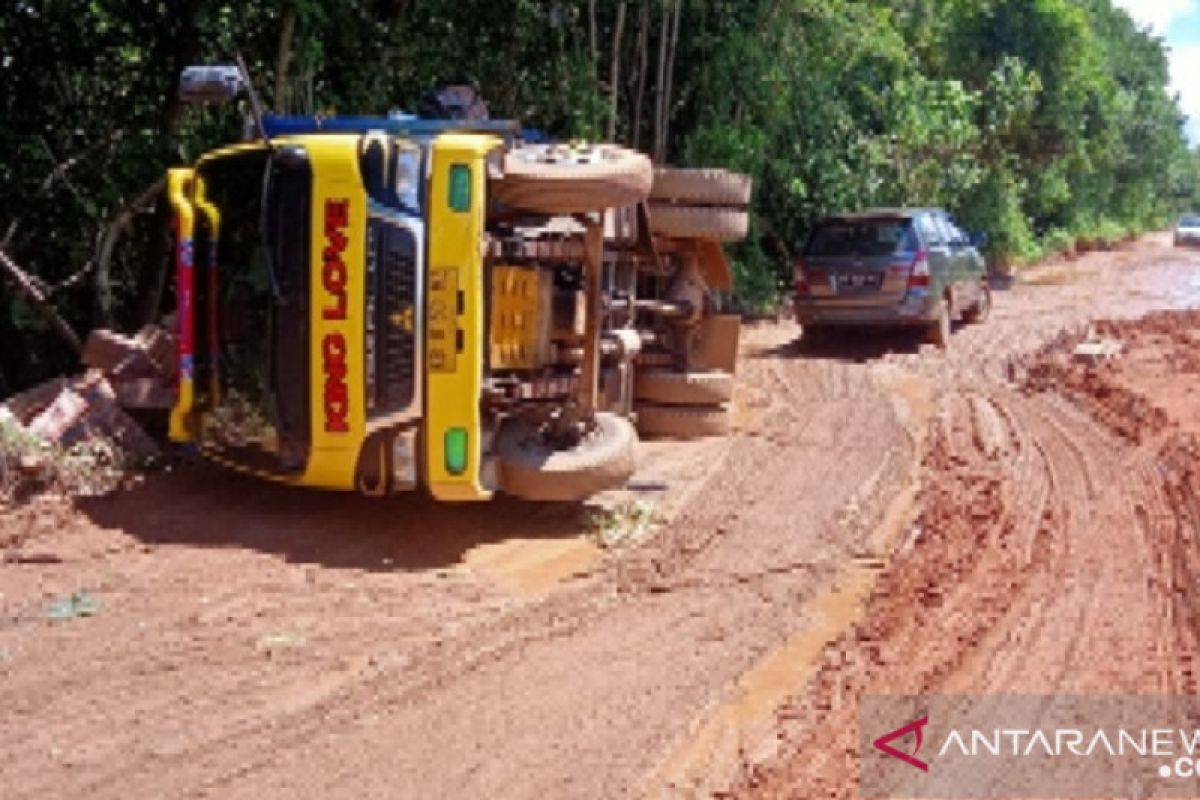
<box><xmin>1</xmin><ymin>0</ymin><xmax>1197</xmax><ymax>392</ymax></box>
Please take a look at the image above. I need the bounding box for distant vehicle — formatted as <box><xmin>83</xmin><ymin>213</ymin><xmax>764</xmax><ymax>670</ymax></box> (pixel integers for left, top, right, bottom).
<box><xmin>793</xmin><ymin>208</ymin><xmax>990</xmax><ymax>348</ymax></box>
<box><xmin>1175</xmin><ymin>214</ymin><xmax>1200</xmax><ymax>248</ymax></box>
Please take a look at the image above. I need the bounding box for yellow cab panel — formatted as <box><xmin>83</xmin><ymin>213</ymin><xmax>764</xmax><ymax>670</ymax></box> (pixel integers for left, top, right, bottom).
<box><xmin>298</xmin><ymin>135</ymin><xmax>369</xmax><ymax>490</ymax></box>
<box><xmin>424</xmin><ymin>134</ymin><xmax>500</xmax><ymax>501</ymax></box>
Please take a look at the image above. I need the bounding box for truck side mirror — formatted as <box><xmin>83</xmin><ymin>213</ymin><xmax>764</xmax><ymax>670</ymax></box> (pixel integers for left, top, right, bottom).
<box><xmin>179</xmin><ymin>65</ymin><xmax>246</xmax><ymax>105</ymax></box>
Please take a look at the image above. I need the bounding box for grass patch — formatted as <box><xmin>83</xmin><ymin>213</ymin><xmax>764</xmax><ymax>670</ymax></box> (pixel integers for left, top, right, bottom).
<box><xmin>0</xmin><ymin>414</ymin><xmax>131</xmax><ymax>503</ymax></box>
<box><xmin>588</xmin><ymin>500</ymin><xmax>657</xmax><ymax>549</ymax></box>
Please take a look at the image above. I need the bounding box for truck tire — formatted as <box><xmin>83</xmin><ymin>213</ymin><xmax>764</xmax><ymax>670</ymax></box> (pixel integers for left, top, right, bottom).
<box><xmin>647</xmin><ymin>205</ymin><xmax>749</xmax><ymax>242</ymax></box>
<box><xmin>635</xmin><ymin>403</ymin><xmax>731</xmax><ymax>439</ymax></box>
<box><xmin>494</xmin><ymin>143</ymin><xmax>652</xmax><ymax>215</ymax></box>
<box><xmin>634</xmin><ymin>369</ymin><xmax>734</xmax><ymax>405</ymax></box>
<box><xmin>495</xmin><ymin>412</ymin><xmax>638</xmax><ymax>502</ymax></box>
<box><xmin>650</xmin><ymin>168</ymin><xmax>752</xmax><ymax>206</ymax></box>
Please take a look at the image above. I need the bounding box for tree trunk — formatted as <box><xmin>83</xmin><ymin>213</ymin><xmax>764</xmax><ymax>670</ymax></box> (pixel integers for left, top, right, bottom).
<box><xmin>158</xmin><ymin>0</ymin><xmax>205</xmax><ymax>138</ymax></box>
<box><xmin>632</xmin><ymin>1</ymin><xmax>650</xmax><ymax>150</ymax></box>
<box><xmin>303</xmin><ymin>62</ymin><xmax>315</xmax><ymax>116</ymax></box>
<box><xmin>756</xmin><ymin>0</ymin><xmax>786</xmax><ymax>34</ymax></box>
<box><xmin>653</xmin><ymin>0</ymin><xmax>670</xmax><ymax>163</ymax></box>
<box><xmin>659</xmin><ymin>0</ymin><xmax>682</xmax><ymax>163</ymax></box>
<box><xmin>588</xmin><ymin>0</ymin><xmax>599</xmax><ymax>75</ymax></box>
<box><xmin>273</xmin><ymin>6</ymin><xmax>298</xmax><ymax>114</ymax></box>
<box><xmin>607</xmin><ymin>2</ymin><xmax>628</xmax><ymax>141</ymax></box>
<box><xmin>134</xmin><ymin>0</ymin><xmax>204</xmax><ymax>329</ymax></box>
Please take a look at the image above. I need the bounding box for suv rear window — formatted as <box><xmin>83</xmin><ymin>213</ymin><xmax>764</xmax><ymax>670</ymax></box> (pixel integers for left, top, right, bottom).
<box><xmin>805</xmin><ymin>218</ymin><xmax>917</xmax><ymax>257</ymax></box>
<box><xmin>1180</xmin><ymin>215</ymin><xmax>1200</xmax><ymax>227</ymax></box>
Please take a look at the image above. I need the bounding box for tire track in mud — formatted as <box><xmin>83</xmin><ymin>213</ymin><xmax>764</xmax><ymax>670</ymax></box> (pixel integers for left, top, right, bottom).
<box><xmin>738</xmin><ymin>304</ymin><xmax>1200</xmax><ymax>798</ymax></box>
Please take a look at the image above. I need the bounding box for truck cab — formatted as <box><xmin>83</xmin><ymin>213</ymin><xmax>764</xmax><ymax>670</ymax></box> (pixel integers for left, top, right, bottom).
<box><xmin>169</xmin><ymin>129</ymin><xmax>504</xmax><ymax>498</ymax></box>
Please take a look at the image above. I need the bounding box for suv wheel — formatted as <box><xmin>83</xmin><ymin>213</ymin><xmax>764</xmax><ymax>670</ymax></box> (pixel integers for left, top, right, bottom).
<box><xmin>927</xmin><ymin>299</ymin><xmax>951</xmax><ymax>348</ymax></box>
<box><xmin>963</xmin><ymin>282</ymin><xmax>991</xmax><ymax>324</ymax></box>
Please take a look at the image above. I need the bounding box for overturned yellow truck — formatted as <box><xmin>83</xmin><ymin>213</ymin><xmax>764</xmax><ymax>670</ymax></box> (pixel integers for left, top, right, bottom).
<box><xmin>166</xmin><ymin>70</ymin><xmax>751</xmax><ymax>501</ymax></box>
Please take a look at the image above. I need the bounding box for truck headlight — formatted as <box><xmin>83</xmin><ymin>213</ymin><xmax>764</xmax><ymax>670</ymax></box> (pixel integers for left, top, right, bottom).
<box><xmin>394</xmin><ymin>146</ymin><xmax>421</xmax><ymax>212</ymax></box>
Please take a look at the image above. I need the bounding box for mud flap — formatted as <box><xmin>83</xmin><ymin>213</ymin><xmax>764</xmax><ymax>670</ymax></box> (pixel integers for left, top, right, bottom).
<box><xmin>690</xmin><ymin>314</ymin><xmax>741</xmax><ymax>374</ymax></box>
<box><xmin>692</xmin><ymin>239</ymin><xmax>733</xmax><ymax>293</ymax></box>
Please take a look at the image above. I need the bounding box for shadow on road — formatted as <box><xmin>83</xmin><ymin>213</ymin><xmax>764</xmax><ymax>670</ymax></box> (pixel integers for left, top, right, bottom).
<box><xmin>75</xmin><ymin>463</ymin><xmax>592</xmax><ymax>574</ymax></box>
<box><xmin>756</xmin><ymin>327</ymin><xmax>926</xmax><ymax>364</ymax></box>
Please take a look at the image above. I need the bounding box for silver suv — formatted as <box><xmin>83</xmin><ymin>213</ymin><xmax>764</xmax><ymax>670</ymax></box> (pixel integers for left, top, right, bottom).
<box><xmin>1175</xmin><ymin>214</ymin><xmax>1200</xmax><ymax>248</ymax></box>
<box><xmin>793</xmin><ymin>208</ymin><xmax>990</xmax><ymax>347</ymax></box>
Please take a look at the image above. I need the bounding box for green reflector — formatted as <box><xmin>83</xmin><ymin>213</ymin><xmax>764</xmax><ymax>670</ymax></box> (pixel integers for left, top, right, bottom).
<box><xmin>444</xmin><ymin>427</ymin><xmax>468</xmax><ymax>475</ymax></box>
<box><xmin>448</xmin><ymin>164</ymin><xmax>471</xmax><ymax>212</ymax></box>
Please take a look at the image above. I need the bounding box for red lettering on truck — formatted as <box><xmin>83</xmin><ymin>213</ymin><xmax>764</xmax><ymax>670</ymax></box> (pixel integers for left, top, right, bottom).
<box><xmin>321</xmin><ymin>198</ymin><xmax>351</xmax><ymax>434</ymax></box>
<box><xmin>323</xmin><ymin>199</ymin><xmax>349</xmax><ymax>321</ymax></box>
<box><xmin>323</xmin><ymin>332</ymin><xmax>349</xmax><ymax>433</ymax></box>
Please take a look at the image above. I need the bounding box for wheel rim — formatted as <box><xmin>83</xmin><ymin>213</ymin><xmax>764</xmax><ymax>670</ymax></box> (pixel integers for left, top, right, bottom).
<box><xmin>510</xmin><ymin>143</ymin><xmax>619</xmax><ymax>167</ymax></box>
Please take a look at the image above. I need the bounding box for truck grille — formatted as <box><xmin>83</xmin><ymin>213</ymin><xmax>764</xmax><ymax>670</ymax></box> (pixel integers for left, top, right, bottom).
<box><xmin>367</xmin><ymin>219</ymin><xmax>418</xmax><ymax>416</ymax></box>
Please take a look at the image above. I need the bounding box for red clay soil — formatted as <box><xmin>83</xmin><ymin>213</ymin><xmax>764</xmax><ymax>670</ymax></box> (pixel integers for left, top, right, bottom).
<box><xmin>737</xmin><ymin>302</ymin><xmax>1200</xmax><ymax>798</ymax></box>
<box><xmin>2</xmin><ymin>234</ymin><xmax>1200</xmax><ymax>799</ymax></box>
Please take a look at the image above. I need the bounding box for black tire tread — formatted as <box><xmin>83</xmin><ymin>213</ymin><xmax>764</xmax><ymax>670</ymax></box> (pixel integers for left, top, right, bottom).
<box><xmin>635</xmin><ymin>403</ymin><xmax>732</xmax><ymax>440</ymax></box>
<box><xmin>647</xmin><ymin>204</ymin><xmax>749</xmax><ymax>242</ymax></box>
<box><xmin>634</xmin><ymin>369</ymin><xmax>734</xmax><ymax>405</ymax></box>
<box><xmin>650</xmin><ymin>168</ymin><xmax>752</xmax><ymax>206</ymax></box>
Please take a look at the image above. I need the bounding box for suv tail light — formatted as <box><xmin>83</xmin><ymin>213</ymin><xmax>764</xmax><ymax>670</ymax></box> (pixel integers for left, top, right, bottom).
<box><xmin>794</xmin><ymin>257</ymin><xmax>810</xmax><ymax>294</ymax></box>
<box><xmin>906</xmin><ymin>249</ymin><xmax>930</xmax><ymax>289</ymax></box>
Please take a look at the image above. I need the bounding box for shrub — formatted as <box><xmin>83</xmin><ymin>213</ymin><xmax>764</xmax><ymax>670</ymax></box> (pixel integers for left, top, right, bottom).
<box><xmin>0</xmin><ymin>415</ymin><xmax>128</xmax><ymax>503</ymax></box>
<box><xmin>1042</xmin><ymin>227</ymin><xmax>1076</xmax><ymax>257</ymax></box>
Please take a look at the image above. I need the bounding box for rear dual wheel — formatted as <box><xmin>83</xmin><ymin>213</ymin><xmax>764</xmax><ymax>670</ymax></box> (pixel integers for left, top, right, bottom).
<box><xmin>650</xmin><ymin>168</ymin><xmax>752</xmax><ymax>206</ymax></box>
<box><xmin>646</xmin><ymin>167</ymin><xmax>752</xmax><ymax>244</ymax></box>
<box><xmin>634</xmin><ymin>369</ymin><xmax>733</xmax><ymax>405</ymax></box>
<box><xmin>646</xmin><ymin>206</ymin><xmax>749</xmax><ymax>242</ymax></box>
<box><xmin>633</xmin><ymin>368</ymin><xmax>734</xmax><ymax>440</ymax></box>
<box><xmin>635</xmin><ymin>403</ymin><xmax>732</xmax><ymax>439</ymax></box>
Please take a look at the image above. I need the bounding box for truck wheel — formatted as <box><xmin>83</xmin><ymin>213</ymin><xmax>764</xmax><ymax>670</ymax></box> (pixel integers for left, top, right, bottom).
<box><xmin>635</xmin><ymin>403</ymin><xmax>731</xmax><ymax>439</ymax></box>
<box><xmin>927</xmin><ymin>299</ymin><xmax>951</xmax><ymax>348</ymax></box>
<box><xmin>650</xmin><ymin>168</ymin><xmax>752</xmax><ymax>206</ymax></box>
<box><xmin>647</xmin><ymin>205</ymin><xmax>749</xmax><ymax>242</ymax></box>
<box><xmin>495</xmin><ymin>412</ymin><xmax>638</xmax><ymax>502</ymax></box>
<box><xmin>634</xmin><ymin>369</ymin><xmax>734</xmax><ymax>405</ymax></box>
<box><xmin>494</xmin><ymin>143</ymin><xmax>652</xmax><ymax>215</ymax></box>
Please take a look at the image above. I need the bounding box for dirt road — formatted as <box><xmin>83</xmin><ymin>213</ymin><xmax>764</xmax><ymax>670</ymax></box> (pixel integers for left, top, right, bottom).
<box><xmin>3</xmin><ymin>234</ymin><xmax>1200</xmax><ymax>799</ymax></box>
